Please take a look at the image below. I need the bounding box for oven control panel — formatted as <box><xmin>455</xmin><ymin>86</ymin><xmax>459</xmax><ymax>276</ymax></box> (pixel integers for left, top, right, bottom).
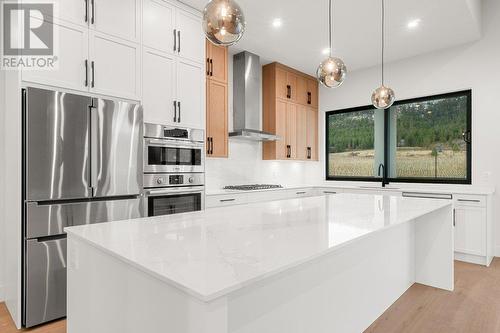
<box><xmin>144</xmin><ymin>173</ymin><xmax>204</xmax><ymax>188</ymax></box>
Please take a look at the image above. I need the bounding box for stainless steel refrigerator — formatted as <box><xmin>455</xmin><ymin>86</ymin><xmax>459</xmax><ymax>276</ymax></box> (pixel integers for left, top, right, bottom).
<box><xmin>22</xmin><ymin>87</ymin><xmax>144</xmax><ymax>327</ymax></box>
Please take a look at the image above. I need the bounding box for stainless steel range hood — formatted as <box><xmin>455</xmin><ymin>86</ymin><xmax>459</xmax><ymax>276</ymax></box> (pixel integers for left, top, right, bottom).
<box><xmin>229</xmin><ymin>51</ymin><xmax>279</xmax><ymax>141</ymax></box>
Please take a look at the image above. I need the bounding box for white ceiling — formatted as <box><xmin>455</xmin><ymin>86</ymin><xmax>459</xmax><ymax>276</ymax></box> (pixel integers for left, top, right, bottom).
<box><xmin>182</xmin><ymin>0</ymin><xmax>482</xmax><ymax>75</ymax></box>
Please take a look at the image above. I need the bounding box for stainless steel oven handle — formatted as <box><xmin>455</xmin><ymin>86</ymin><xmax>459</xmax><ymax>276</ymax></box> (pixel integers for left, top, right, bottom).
<box><xmin>146</xmin><ymin>187</ymin><xmax>205</xmax><ymax>196</ymax></box>
<box><xmin>145</xmin><ymin>138</ymin><xmax>204</xmax><ymax>149</ymax></box>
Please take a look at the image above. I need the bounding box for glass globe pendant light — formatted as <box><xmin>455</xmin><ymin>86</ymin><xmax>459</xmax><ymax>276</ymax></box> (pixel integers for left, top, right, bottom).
<box><xmin>371</xmin><ymin>0</ymin><xmax>395</xmax><ymax>109</ymax></box>
<box><xmin>317</xmin><ymin>0</ymin><xmax>347</xmax><ymax>88</ymax></box>
<box><xmin>203</xmin><ymin>0</ymin><xmax>246</xmax><ymax>46</ymax></box>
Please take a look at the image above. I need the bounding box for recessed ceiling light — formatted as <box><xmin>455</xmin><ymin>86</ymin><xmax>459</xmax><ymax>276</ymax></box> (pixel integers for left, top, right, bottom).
<box><xmin>272</xmin><ymin>18</ymin><xmax>283</xmax><ymax>28</ymax></box>
<box><xmin>407</xmin><ymin>19</ymin><xmax>421</xmax><ymax>29</ymax></box>
<box><xmin>322</xmin><ymin>47</ymin><xmax>330</xmax><ymax>55</ymax></box>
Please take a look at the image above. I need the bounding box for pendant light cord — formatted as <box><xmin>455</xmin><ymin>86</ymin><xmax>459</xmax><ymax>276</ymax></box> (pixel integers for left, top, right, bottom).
<box><xmin>329</xmin><ymin>0</ymin><xmax>332</xmax><ymax>57</ymax></box>
<box><xmin>381</xmin><ymin>0</ymin><xmax>385</xmax><ymax>86</ymax></box>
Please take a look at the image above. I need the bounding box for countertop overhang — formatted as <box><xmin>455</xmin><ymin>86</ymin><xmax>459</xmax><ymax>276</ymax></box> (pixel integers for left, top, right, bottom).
<box><xmin>65</xmin><ymin>193</ymin><xmax>452</xmax><ymax>302</ymax></box>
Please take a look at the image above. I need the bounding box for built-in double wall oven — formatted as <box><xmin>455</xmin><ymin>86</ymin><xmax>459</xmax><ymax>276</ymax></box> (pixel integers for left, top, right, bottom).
<box><xmin>143</xmin><ymin>123</ymin><xmax>205</xmax><ymax>217</ymax></box>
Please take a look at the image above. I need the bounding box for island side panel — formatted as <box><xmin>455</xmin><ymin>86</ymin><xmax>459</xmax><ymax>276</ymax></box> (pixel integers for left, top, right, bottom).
<box><xmin>225</xmin><ymin>221</ymin><xmax>416</xmax><ymax>333</ymax></box>
<box><xmin>414</xmin><ymin>204</ymin><xmax>454</xmax><ymax>291</ymax></box>
<box><xmin>66</xmin><ymin>235</ymin><xmax>228</xmax><ymax>333</ymax></box>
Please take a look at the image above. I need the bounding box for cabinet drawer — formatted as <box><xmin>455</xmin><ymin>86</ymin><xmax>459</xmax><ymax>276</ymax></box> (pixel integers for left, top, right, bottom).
<box><xmin>293</xmin><ymin>189</ymin><xmax>315</xmax><ymax>197</ymax></box>
<box><xmin>206</xmin><ymin>194</ymin><xmax>247</xmax><ymax>208</ymax></box>
<box><xmin>246</xmin><ymin>191</ymin><xmax>287</xmax><ymax>203</ymax></box>
<box><xmin>454</xmin><ymin>195</ymin><xmax>486</xmax><ymax>207</ymax></box>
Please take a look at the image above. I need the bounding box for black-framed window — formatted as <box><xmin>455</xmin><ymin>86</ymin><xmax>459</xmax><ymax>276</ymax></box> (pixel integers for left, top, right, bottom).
<box><xmin>325</xmin><ymin>90</ymin><xmax>472</xmax><ymax>184</ymax></box>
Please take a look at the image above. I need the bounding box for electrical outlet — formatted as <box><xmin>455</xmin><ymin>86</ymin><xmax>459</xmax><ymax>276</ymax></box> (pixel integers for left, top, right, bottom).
<box><xmin>481</xmin><ymin>171</ymin><xmax>492</xmax><ymax>182</ymax></box>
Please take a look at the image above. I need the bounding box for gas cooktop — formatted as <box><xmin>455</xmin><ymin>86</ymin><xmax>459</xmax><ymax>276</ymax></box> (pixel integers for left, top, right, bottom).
<box><xmin>223</xmin><ymin>184</ymin><xmax>283</xmax><ymax>191</ymax></box>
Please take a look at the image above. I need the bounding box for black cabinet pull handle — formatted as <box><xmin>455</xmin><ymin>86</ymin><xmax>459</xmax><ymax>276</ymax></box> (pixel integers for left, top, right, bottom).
<box><xmin>173</xmin><ymin>101</ymin><xmax>177</xmax><ymax>122</ymax></box>
<box><xmin>90</xmin><ymin>61</ymin><xmax>95</xmax><ymax>87</ymax></box>
<box><xmin>220</xmin><ymin>198</ymin><xmax>235</xmax><ymax>202</ymax></box>
<box><xmin>210</xmin><ymin>59</ymin><xmax>213</xmax><ymax>76</ymax></box>
<box><xmin>90</xmin><ymin>0</ymin><xmax>95</xmax><ymax>24</ymax></box>
<box><xmin>177</xmin><ymin>30</ymin><xmax>181</xmax><ymax>53</ymax></box>
<box><xmin>286</xmin><ymin>85</ymin><xmax>291</xmax><ymax>99</ymax></box>
<box><xmin>453</xmin><ymin>209</ymin><xmax>456</xmax><ymax>227</ymax></box>
<box><xmin>286</xmin><ymin>145</ymin><xmax>291</xmax><ymax>158</ymax></box>
<box><xmin>206</xmin><ymin>58</ymin><xmax>210</xmax><ymax>75</ymax></box>
<box><xmin>84</xmin><ymin>0</ymin><xmax>88</xmax><ymax>22</ymax></box>
<box><xmin>307</xmin><ymin>92</ymin><xmax>311</xmax><ymax>104</ymax></box>
<box><xmin>296</xmin><ymin>191</ymin><xmax>306</xmax><ymax>195</ymax></box>
<box><xmin>173</xmin><ymin>29</ymin><xmax>177</xmax><ymax>52</ymax></box>
<box><xmin>207</xmin><ymin>137</ymin><xmax>211</xmax><ymax>154</ymax></box>
<box><xmin>177</xmin><ymin>101</ymin><xmax>181</xmax><ymax>123</ymax></box>
<box><xmin>84</xmin><ymin>59</ymin><xmax>88</xmax><ymax>87</ymax></box>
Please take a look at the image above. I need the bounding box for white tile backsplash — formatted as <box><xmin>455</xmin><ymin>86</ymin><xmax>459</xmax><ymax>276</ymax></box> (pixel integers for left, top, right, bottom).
<box><xmin>205</xmin><ymin>140</ymin><xmax>322</xmax><ymax>192</ymax></box>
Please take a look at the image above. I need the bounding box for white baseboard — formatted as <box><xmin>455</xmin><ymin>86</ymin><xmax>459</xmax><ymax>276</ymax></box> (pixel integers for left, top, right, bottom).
<box><xmin>0</xmin><ymin>285</ymin><xmax>4</xmax><ymax>303</ymax></box>
<box><xmin>495</xmin><ymin>246</ymin><xmax>500</xmax><ymax>258</ymax></box>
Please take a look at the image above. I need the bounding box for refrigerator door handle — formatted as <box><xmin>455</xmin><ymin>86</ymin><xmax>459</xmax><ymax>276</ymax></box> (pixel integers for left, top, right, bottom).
<box><xmin>89</xmin><ymin>104</ymin><xmax>98</xmax><ymax>196</ymax></box>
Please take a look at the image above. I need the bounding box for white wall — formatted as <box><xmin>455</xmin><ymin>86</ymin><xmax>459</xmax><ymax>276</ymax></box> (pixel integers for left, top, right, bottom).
<box><xmin>205</xmin><ymin>52</ymin><xmax>322</xmax><ymax>192</ymax></box>
<box><xmin>2</xmin><ymin>70</ymin><xmax>22</xmax><ymax>327</ymax></box>
<box><xmin>0</xmin><ymin>66</ymin><xmax>4</xmax><ymax>302</ymax></box>
<box><xmin>320</xmin><ymin>0</ymin><xmax>500</xmax><ymax>254</ymax></box>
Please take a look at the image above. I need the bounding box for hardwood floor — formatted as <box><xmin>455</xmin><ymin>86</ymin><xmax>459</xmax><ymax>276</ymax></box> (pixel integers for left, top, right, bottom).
<box><xmin>0</xmin><ymin>259</ymin><xmax>499</xmax><ymax>333</ymax></box>
<box><xmin>366</xmin><ymin>258</ymin><xmax>500</xmax><ymax>333</ymax></box>
<box><xmin>0</xmin><ymin>303</ymin><xmax>65</xmax><ymax>333</ymax></box>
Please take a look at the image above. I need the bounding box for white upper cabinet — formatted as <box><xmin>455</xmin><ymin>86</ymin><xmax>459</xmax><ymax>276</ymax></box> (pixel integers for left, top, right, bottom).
<box><xmin>143</xmin><ymin>0</ymin><xmax>176</xmax><ymax>54</ymax></box>
<box><xmin>90</xmin><ymin>0</ymin><xmax>141</xmax><ymax>42</ymax></box>
<box><xmin>176</xmin><ymin>9</ymin><xmax>204</xmax><ymax>63</ymax></box>
<box><xmin>141</xmin><ymin>1</ymin><xmax>205</xmax><ymax>128</ymax></box>
<box><xmin>51</xmin><ymin>0</ymin><xmax>88</xmax><ymax>26</ymax></box>
<box><xmin>89</xmin><ymin>32</ymin><xmax>141</xmax><ymax>100</ymax></box>
<box><xmin>176</xmin><ymin>58</ymin><xmax>204</xmax><ymax>129</ymax></box>
<box><xmin>22</xmin><ymin>18</ymin><xmax>89</xmax><ymax>92</ymax></box>
<box><xmin>142</xmin><ymin>49</ymin><xmax>176</xmax><ymax>125</ymax></box>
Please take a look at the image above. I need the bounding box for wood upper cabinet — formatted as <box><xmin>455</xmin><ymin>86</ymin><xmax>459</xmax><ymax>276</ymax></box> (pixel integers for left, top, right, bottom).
<box><xmin>296</xmin><ymin>105</ymin><xmax>308</xmax><ymax>160</ymax></box>
<box><xmin>206</xmin><ymin>40</ymin><xmax>228</xmax><ymax>157</ymax></box>
<box><xmin>263</xmin><ymin>62</ymin><xmax>319</xmax><ymax>161</ymax></box>
<box><xmin>296</xmin><ymin>76</ymin><xmax>309</xmax><ymax>106</ymax></box>
<box><xmin>275</xmin><ymin>67</ymin><xmax>288</xmax><ymax>100</ymax></box>
<box><xmin>306</xmin><ymin>107</ymin><xmax>319</xmax><ymax>160</ymax></box>
<box><xmin>307</xmin><ymin>79</ymin><xmax>319</xmax><ymax>108</ymax></box>
<box><xmin>206</xmin><ymin>80</ymin><xmax>228</xmax><ymax>157</ymax></box>
<box><xmin>206</xmin><ymin>41</ymin><xmax>228</xmax><ymax>83</ymax></box>
<box><xmin>286</xmin><ymin>103</ymin><xmax>298</xmax><ymax>159</ymax></box>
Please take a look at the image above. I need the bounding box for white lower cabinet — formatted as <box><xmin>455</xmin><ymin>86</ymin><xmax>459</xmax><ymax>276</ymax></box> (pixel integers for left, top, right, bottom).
<box><xmin>206</xmin><ymin>187</ymin><xmax>336</xmax><ymax>209</ymax></box>
<box><xmin>206</xmin><ymin>194</ymin><xmax>248</xmax><ymax>208</ymax></box>
<box><xmin>142</xmin><ymin>49</ymin><xmax>176</xmax><ymax>125</ymax></box>
<box><xmin>454</xmin><ymin>206</ymin><xmax>486</xmax><ymax>256</ymax></box>
<box><xmin>453</xmin><ymin>194</ymin><xmax>492</xmax><ymax>266</ymax></box>
<box><xmin>89</xmin><ymin>32</ymin><xmax>141</xmax><ymax>100</ymax></box>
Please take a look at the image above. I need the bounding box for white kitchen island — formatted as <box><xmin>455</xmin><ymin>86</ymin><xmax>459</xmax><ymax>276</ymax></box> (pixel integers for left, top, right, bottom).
<box><xmin>65</xmin><ymin>193</ymin><xmax>454</xmax><ymax>333</ymax></box>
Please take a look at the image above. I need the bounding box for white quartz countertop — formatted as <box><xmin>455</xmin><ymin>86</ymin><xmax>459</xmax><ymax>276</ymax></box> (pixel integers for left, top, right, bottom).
<box><xmin>65</xmin><ymin>194</ymin><xmax>451</xmax><ymax>302</ymax></box>
<box><xmin>205</xmin><ymin>184</ymin><xmax>494</xmax><ymax>196</ymax></box>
